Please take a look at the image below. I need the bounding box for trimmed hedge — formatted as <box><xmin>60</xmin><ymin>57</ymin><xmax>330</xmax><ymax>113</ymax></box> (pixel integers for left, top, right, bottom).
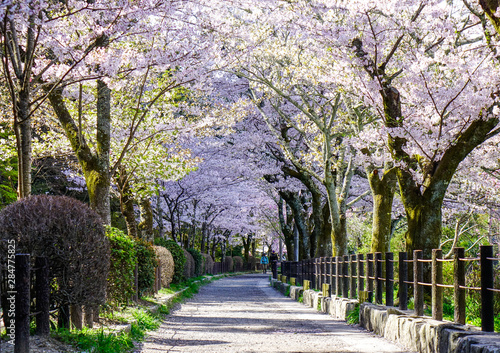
<box><xmin>224</xmin><ymin>256</ymin><xmax>233</xmax><ymax>272</ymax></box>
<box><xmin>183</xmin><ymin>249</ymin><xmax>195</xmax><ymax>279</ymax></box>
<box><xmin>106</xmin><ymin>227</ymin><xmax>137</xmax><ymax>306</ymax></box>
<box><xmin>154</xmin><ymin>238</ymin><xmax>185</xmax><ymax>284</ymax></box>
<box><xmin>202</xmin><ymin>253</ymin><xmax>214</xmax><ymax>274</ymax></box>
<box><xmin>187</xmin><ymin>248</ymin><xmax>203</xmax><ymax>277</ymax></box>
<box><xmin>233</xmin><ymin>256</ymin><xmax>243</xmax><ymax>272</ymax></box>
<box><xmin>153</xmin><ymin>245</ymin><xmax>175</xmax><ymax>288</ymax></box>
<box><xmin>248</xmin><ymin>256</ymin><xmax>258</xmax><ymax>270</ymax></box>
<box><xmin>135</xmin><ymin>238</ymin><xmax>158</xmax><ymax>296</ymax></box>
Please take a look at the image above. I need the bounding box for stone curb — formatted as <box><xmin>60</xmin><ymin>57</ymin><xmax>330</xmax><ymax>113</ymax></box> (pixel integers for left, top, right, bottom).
<box><xmin>270</xmin><ymin>278</ymin><xmax>500</xmax><ymax>353</ymax></box>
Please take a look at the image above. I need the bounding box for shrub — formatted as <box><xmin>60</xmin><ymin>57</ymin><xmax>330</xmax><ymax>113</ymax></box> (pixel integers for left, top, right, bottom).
<box><xmin>183</xmin><ymin>249</ymin><xmax>195</xmax><ymax>279</ymax></box>
<box><xmin>248</xmin><ymin>256</ymin><xmax>258</xmax><ymax>270</ymax></box>
<box><xmin>224</xmin><ymin>256</ymin><xmax>234</xmax><ymax>272</ymax></box>
<box><xmin>154</xmin><ymin>238</ymin><xmax>185</xmax><ymax>284</ymax></box>
<box><xmin>187</xmin><ymin>248</ymin><xmax>203</xmax><ymax>277</ymax></box>
<box><xmin>0</xmin><ymin>195</ymin><xmax>109</xmax><ymax>308</ymax></box>
<box><xmin>153</xmin><ymin>245</ymin><xmax>174</xmax><ymax>288</ymax></box>
<box><xmin>233</xmin><ymin>256</ymin><xmax>243</xmax><ymax>272</ymax></box>
<box><xmin>135</xmin><ymin>238</ymin><xmax>158</xmax><ymax>296</ymax></box>
<box><xmin>106</xmin><ymin>227</ymin><xmax>137</xmax><ymax>306</ymax></box>
<box><xmin>202</xmin><ymin>254</ymin><xmax>214</xmax><ymax>274</ymax></box>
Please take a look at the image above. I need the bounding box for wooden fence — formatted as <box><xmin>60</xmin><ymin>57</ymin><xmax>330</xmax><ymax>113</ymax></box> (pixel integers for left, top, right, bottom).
<box><xmin>281</xmin><ymin>245</ymin><xmax>499</xmax><ymax>332</ymax></box>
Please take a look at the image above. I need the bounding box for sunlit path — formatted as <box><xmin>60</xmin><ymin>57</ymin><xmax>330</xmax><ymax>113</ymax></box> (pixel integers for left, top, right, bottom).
<box><xmin>136</xmin><ymin>274</ymin><xmax>413</xmax><ymax>353</ymax></box>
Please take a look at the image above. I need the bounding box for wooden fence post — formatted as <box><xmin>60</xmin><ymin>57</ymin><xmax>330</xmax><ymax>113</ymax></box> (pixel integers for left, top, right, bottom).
<box><xmin>315</xmin><ymin>258</ymin><xmax>320</xmax><ymax>291</ymax></box>
<box><xmin>399</xmin><ymin>252</ymin><xmax>408</xmax><ymax>310</ymax></box>
<box><xmin>414</xmin><ymin>250</ymin><xmax>424</xmax><ymax>316</ymax></box>
<box><xmin>454</xmin><ymin>247</ymin><xmax>466</xmax><ymax>325</ymax></box>
<box><xmin>432</xmin><ymin>249</ymin><xmax>443</xmax><ymax>320</ymax></box>
<box><xmin>386</xmin><ymin>252</ymin><xmax>394</xmax><ymax>307</ymax></box>
<box><xmin>342</xmin><ymin>255</ymin><xmax>349</xmax><ymax>298</ymax></box>
<box><xmin>331</xmin><ymin>257</ymin><xmax>336</xmax><ymax>295</ymax></box>
<box><xmin>367</xmin><ymin>253</ymin><xmax>373</xmax><ymax>294</ymax></box>
<box><xmin>480</xmin><ymin>245</ymin><xmax>494</xmax><ymax>332</ymax></box>
<box><xmin>35</xmin><ymin>256</ymin><xmax>50</xmax><ymax>336</ymax></box>
<box><xmin>375</xmin><ymin>252</ymin><xmax>383</xmax><ymax>304</ymax></box>
<box><xmin>336</xmin><ymin>256</ymin><xmax>342</xmax><ymax>297</ymax></box>
<box><xmin>357</xmin><ymin>254</ymin><xmax>364</xmax><ymax>296</ymax></box>
<box><xmin>350</xmin><ymin>254</ymin><xmax>357</xmax><ymax>299</ymax></box>
<box><xmin>15</xmin><ymin>254</ymin><xmax>30</xmax><ymax>353</ymax></box>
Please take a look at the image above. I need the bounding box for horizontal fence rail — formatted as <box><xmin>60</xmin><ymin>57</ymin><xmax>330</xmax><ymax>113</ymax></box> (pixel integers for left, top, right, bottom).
<box><xmin>280</xmin><ymin>245</ymin><xmax>499</xmax><ymax>332</ymax></box>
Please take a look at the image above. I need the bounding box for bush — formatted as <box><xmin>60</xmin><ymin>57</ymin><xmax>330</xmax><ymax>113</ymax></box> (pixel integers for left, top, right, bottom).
<box><xmin>183</xmin><ymin>249</ymin><xmax>195</xmax><ymax>279</ymax></box>
<box><xmin>154</xmin><ymin>238</ymin><xmax>185</xmax><ymax>284</ymax></box>
<box><xmin>224</xmin><ymin>256</ymin><xmax>234</xmax><ymax>272</ymax></box>
<box><xmin>247</xmin><ymin>256</ymin><xmax>258</xmax><ymax>270</ymax></box>
<box><xmin>233</xmin><ymin>256</ymin><xmax>243</xmax><ymax>272</ymax></box>
<box><xmin>187</xmin><ymin>248</ymin><xmax>203</xmax><ymax>277</ymax></box>
<box><xmin>0</xmin><ymin>195</ymin><xmax>109</xmax><ymax>308</ymax></box>
<box><xmin>202</xmin><ymin>254</ymin><xmax>214</xmax><ymax>274</ymax></box>
<box><xmin>135</xmin><ymin>238</ymin><xmax>158</xmax><ymax>296</ymax></box>
<box><xmin>153</xmin><ymin>245</ymin><xmax>174</xmax><ymax>288</ymax></box>
<box><xmin>106</xmin><ymin>227</ymin><xmax>137</xmax><ymax>306</ymax></box>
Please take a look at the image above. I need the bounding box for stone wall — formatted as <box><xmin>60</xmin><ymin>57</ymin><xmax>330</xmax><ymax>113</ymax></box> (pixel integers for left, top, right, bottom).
<box><xmin>360</xmin><ymin>303</ymin><xmax>500</xmax><ymax>353</ymax></box>
<box><xmin>270</xmin><ymin>278</ymin><xmax>500</xmax><ymax>353</ymax></box>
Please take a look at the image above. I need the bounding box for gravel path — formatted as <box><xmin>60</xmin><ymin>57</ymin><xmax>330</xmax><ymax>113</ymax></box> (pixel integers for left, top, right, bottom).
<box><xmin>136</xmin><ymin>273</ymin><xmax>413</xmax><ymax>353</ymax></box>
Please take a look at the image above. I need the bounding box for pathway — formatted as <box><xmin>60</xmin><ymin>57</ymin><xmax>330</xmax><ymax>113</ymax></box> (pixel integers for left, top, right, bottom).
<box><xmin>135</xmin><ymin>273</ymin><xmax>413</xmax><ymax>353</ymax></box>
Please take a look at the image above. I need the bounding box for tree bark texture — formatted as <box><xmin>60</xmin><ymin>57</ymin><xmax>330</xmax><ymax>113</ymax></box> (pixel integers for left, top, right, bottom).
<box><xmin>367</xmin><ymin>167</ymin><xmax>397</xmax><ymax>254</ymax></box>
<box><xmin>47</xmin><ymin>80</ymin><xmax>112</xmax><ymax>225</ymax></box>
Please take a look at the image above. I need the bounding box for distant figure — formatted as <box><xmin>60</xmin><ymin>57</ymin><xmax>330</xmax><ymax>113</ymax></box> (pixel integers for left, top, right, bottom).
<box><xmin>281</xmin><ymin>254</ymin><xmax>286</xmax><ymax>261</ymax></box>
<box><xmin>260</xmin><ymin>254</ymin><xmax>269</xmax><ymax>273</ymax></box>
<box><xmin>270</xmin><ymin>251</ymin><xmax>278</xmax><ymax>262</ymax></box>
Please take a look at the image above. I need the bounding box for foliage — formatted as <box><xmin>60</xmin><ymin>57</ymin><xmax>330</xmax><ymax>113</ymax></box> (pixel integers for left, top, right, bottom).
<box><xmin>153</xmin><ymin>245</ymin><xmax>175</xmax><ymax>287</ymax></box>
<box><xmin>135</xmin><ymin>238</ymin><xmax>158</xmax><ymax>296</ymax></box>
<box><xmin>183</xmin><ymin>249</ymin><xmax>195</xmax><ymax>279</ymax></box>
<box><xmin>155</xmin><ymin>238</ymin><xmax>186</xmax><ymax>284</ymax></box>
<box><xmin>201</xmin><ymin>253</ymin><xmax>214</xmax><ymax>274</ymax></box>
<box><xmin>0</xmin><ymin>195</ymin><xmax>109</xmax><ymax>307</ymax></box>
<box><xmin>224</xmin><ymin>256</ymin><xmax>234</xmax><ymax>272</ymax></box>
<box><xmin>187</xmin><ymin>248</ymin><xmax>203</xmax><ymax>277</ymax></box>
<box><xmin>233</xmin><ymin>256</ymin><xmax>243</xmax><ymax>272</ymax></box>
<box><xmin>54</xmin><ymin>328</ymin><xmax>134</xmax><ymax>353</ymax></box>
<box><xmin>106</xmin><ymin>227</ymin><xmax>138</xmax><ymax>307</ymax></box>
<box><xmin>130</xmin><ymin>309</ymin><xmax>162</xmax><ymax>341</ymax></box>
<box><xmin>347</xmin><ymin>304</ymin><xmax>360</xmax><ymax>325</ymax></box>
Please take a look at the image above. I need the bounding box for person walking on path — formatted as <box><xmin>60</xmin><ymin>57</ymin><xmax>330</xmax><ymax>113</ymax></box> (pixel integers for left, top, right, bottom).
<box><xmin>260</xmin><ymin>253</ymin><xmax>269</xmax><ymax>273</ymax></box>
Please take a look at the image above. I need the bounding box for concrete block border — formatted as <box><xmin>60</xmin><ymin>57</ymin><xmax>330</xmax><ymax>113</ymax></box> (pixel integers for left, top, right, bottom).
<box><xmin>270</xmin><ymin>278</ymin><xmax>500</xmax><ymax>353</ymax></box>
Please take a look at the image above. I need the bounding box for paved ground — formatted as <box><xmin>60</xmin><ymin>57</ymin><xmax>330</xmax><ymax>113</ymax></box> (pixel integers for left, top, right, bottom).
<box><xmin>136</xmin><ymin>273</ymin><xmax>413</xmax><ymax>353</ymax></box>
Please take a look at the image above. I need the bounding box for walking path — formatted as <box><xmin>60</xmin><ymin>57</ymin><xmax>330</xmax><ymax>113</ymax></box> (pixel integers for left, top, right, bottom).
<box><xmin>135</xmin><ymin>273</ymin><xmax>413</xmax><ymax>353</ymax></box>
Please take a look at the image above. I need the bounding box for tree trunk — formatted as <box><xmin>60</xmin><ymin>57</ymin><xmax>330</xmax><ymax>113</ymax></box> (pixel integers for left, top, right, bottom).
<box><xmin>138</xmin><ymin>197</ymin><xmax>154</xmax><ymax>242</ymax></box>
<box><xmin>280</xmin><ymin>191</ymin><xmax>309</xmax><ymax>260</ymax></box>
<box><xmin>317</xmin><ymin>203</ymin><xmax>332</xmax><ymax>257</ymax></box>
<box><xmin>47</xmin><ymin>80</ymin><xmax>112</xmax><ymax>225</ymax></box>
<box><xmin>368</xmin><ymin>167</ymin><xmax>397</xmax><ymax>254</ymax></box>
<box><xmin>16</xmin><ymin>89</ymin><xmax>32</xmax><ymax>198</ymax></box>
<box><xmin>116</xmin><ymin>166</ymin><xmax>137</xmax><ymax>237</ymax></box>
<box><xmin>277</xmin><ymin>197</ymin><xmax>295</xmax><ymax>261</ymax></box>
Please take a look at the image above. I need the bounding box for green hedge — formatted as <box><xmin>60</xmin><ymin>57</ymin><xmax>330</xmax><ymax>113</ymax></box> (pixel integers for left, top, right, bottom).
<box><xmin>187</xmin><ymin>248</ymin><xmax>203</xmax><ymax>277</ymax></box>
<box><xmin>106</xmin><ymin>227</ymin><xmax>137</xmax><ymax>306</ymax></box>
<box><xmin>154</xmin><ymin>238</ymin><xmax>185</xmax><ymax>284</ymax></box>
<box><xmin>135</xmin><ymin>238</ymin><xmax>158</xmax><ymax>296</ymax></box>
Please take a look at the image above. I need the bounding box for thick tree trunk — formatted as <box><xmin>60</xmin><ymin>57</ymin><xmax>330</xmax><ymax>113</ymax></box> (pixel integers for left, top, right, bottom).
<box><xmin>280</xmin><ymin>191</ymin><xmax>309</xmax><ymax>259</ymax></box>
<box><xmin>318</xmin><ymin>203</ymin><xmax>332</xmax><ymax>257</ymax></box>
<box><xmin>47</xmin><ymin>80</ymin><xmax>112</xmax><ymax>225</ymax></box>
<box><xmin>368</xmin><ymin>168</ymin><xmax>397</xmax><ymax>254</ymax></box>
<box><xmin>138</xmin><ymin>197</ymin><xmax>154</xmax><ymax>242</ymax></box>
<box><xmin>116</xmin><ymin>166</ymin><xmax>137</xmax><ymax>238</ymax></box>
<box><xmin>277</xmin><ymin>197</ymin><xmax>296</xmax><ymax>261</ymax></box>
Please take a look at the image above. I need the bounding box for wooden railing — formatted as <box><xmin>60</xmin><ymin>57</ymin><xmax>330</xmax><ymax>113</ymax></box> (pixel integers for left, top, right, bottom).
<box><xmin>281</xmin><ymin>245</ymin><xmax>499</xmax><ymax>332</ymax></box>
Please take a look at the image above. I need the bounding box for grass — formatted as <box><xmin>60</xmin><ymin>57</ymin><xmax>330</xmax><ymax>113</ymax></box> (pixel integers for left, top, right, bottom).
<box><xmin>347</xmin><ymin>304</ymin><xmax>360</xmax><ymax>325</ymax></box>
